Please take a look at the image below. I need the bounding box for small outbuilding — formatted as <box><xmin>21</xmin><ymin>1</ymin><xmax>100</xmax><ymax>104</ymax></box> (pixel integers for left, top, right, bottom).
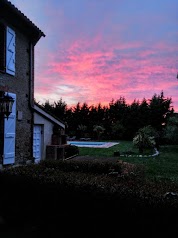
<box><xmin>33</xmin><ymin>104</ymin><xmax>66</xmax><ymax>163</ymax></box>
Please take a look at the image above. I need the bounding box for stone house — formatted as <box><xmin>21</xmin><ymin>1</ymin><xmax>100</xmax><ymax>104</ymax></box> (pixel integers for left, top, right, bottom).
<box><xmin>0</xmin><ymin>0</ymin><xmax>65</xmax><ymax>166</ymax></box>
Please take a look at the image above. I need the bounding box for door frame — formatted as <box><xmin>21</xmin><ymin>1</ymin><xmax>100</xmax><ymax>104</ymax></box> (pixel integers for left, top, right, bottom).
<box><xmin>33</xmin><ymin>124</ymin><xmax>43</xmax><ymax>163</ymax></box>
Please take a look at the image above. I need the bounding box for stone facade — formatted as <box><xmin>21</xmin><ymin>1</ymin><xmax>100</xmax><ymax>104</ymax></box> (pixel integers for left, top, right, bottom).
<box><xmin>0</xmin><ymin>32</ymin><xmax>33</xmax><ymax>163</ymax></box>
<box><xmin>0</xmin><ymin>0</ymin><xmax>45</xmax><ymax>165</ymax></box>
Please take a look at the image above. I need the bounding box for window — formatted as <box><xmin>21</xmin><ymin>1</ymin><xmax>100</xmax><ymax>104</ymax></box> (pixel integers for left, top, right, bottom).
<box><xmin>0</xmin><ymin>23</ymin><xmax>15</xmax><ymax>76</ymax></box>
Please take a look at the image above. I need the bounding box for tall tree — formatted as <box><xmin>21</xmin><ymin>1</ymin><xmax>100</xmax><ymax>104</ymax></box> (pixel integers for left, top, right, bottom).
<box><xmin>53</xmin><ymin>98</ymin><xmax>67</xmax><ymax>121</ymax></box>
<box><xmin>148</xmin><ymin>91</ymin><xmax>174</xmax><ymax>131</ymax></box>
<box><xmin>80</xmin><ymin>102</ymin><xmax>90</xmax><ymax>126</ymax></box>
<box><xmin>138</xmin><ymin>98</ymin><xmax>150</xmax><ymax>128</ymax></box>
<box><xmin>109</xmin><ymin>97</ymin><xmax>127</xmax><ymax>124</ymax></box>
<box><xmin>41</xmin><ymin>100</ymin><xmax>55</xmax><ymax>114</ymax></box>
<box><xmin>124</xmin><ymin>99</ymin><xmax>140</xmax><ymax>139</ymax></box>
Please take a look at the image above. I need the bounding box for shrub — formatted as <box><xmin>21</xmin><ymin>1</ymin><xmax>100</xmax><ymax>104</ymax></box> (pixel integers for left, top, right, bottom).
<box><xmin>1</xmin><ymin>159</ymin><xmax>178</xmax><ymax>236</ymax></box>
<box><xmin>64</xmin><ymin>145</ymin><xmax>79</xmax><ymax>159</ymax></box>
<box><xmin>163</xmin><ymin>116</ymin><xmax>178</xmax><ymax>144</ymax></box>
<box><xmin>133</xmin><ymin>125</ymin><xmax>156</xmax><ymax>153</ymax></box>
<box><xmin>40</xmin><ymin>159</ymin><xmax>122</xmax><ymax>175</ymax></box>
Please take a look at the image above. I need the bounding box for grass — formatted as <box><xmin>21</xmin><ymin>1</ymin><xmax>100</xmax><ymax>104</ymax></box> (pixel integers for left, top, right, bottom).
<box><xmin>78</xmin><ymin>140</ymin><xmax>178</xmax><ymax>184</ymax></box>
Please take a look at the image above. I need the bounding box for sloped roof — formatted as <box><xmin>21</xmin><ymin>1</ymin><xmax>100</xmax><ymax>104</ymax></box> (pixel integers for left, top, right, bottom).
<box><xmin>0</xmin><ymin>0</ymin><xmax>45</xmax><ymax>44</ymax></box>
<box><xmin>34</xmin><ymin>104</ymin><xmax>65</xmax><ymax>129</ymax></box>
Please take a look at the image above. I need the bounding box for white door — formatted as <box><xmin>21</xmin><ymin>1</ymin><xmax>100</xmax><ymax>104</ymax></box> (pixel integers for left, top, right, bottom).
<box><xmin>3</xmin><ymin>93</ymin><xmax>16</xmax><ymax>165</ymax></box>
<box><xmin>33</xmin><ymin>125</ymin><xmax>42</xmax><ymax>163</ymax></box>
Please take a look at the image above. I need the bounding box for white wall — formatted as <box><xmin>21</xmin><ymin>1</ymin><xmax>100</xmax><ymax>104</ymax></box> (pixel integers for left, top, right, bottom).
<box><xmin>34</xmin><ymin>113</ymin><xmax>53</xmax><ymax>160</ymax></box>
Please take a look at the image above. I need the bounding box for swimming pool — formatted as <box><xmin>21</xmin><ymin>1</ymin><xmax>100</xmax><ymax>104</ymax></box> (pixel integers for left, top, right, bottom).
<box><xmin>67</xmin><ymin>141</ymin><xmax>119</xmax><ymax>148</ymax></box>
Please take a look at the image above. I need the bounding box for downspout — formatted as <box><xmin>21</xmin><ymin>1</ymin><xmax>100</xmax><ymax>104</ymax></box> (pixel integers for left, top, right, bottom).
<box><xmin>29</xmin><ymin>34</ymin><xmax>45</xmax><ymax>108</ymax></box>
<box><xmin>29</xmin><ymin>33</ymin><xmax>45</xmax><ymax>161</ymax></box>
<box><xmin>29</xmin><ymin>42</ymin><xmax>34</xmax><ymax>109</ymax></box>
<box><xmin>29</xmin><ymin>42</ymin><xmax>34</xmax><ymax>159</ymax></box>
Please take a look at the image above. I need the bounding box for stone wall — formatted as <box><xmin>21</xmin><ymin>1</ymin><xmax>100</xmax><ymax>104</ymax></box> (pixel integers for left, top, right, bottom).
<box><xmin>0</xmin><ymin>22</ymin><xmax>34</xmax><ymax>164</ymax></box>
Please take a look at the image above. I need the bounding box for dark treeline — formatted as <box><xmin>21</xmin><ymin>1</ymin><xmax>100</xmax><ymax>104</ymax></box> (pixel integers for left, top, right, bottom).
<box><xmin>38</xmin><ymin>91</ymin><xmax>174</xmax><ymax>140</ymax></box>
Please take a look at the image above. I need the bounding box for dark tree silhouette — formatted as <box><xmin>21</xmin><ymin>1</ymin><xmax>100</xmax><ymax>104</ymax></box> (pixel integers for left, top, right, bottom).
<box><xmin>38</xmin><ymin>91</ymin><xmax>174</xmax><ymax>141</ymax></box>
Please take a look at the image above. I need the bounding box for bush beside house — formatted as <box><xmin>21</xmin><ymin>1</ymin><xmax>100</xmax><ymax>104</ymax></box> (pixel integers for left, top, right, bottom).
<box><xmin>0</xmin><ymin>160</ymin><xmax>178</xmax><ymax>235</ymax></box>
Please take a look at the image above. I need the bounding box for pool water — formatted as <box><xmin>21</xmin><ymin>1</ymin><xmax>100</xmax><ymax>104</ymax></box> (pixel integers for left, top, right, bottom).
<box><xmin>67</xmin><ymin>141</ymin><xmax>119</xmax><ymax>148</ymax></box>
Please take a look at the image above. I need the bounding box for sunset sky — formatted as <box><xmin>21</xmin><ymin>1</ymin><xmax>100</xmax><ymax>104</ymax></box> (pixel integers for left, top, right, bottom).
<box><xmin>11</xmin><ymin>0</ymin><xmax>178</xmax><ymax>111</ymax></box>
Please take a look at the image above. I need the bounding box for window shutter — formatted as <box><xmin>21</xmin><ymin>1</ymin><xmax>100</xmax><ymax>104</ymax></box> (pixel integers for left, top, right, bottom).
<box><xmin>3</xmin><ymin>93</ymin><xmax>16</xmax><ymax>165</ymax></box>
<box><xmin>6</xmin><ymin>27</ymin><xmax>15</xmax><ymax>75</ymax></box>
<box><xmin>0</xmin><ymin>23</ymin><xmax>5</xmax><ymax>71</ymax></box>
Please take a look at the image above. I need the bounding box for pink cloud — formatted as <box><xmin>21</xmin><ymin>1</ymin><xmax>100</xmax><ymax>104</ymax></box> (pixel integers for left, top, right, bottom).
<box><xmin>34</xmin><ymin>21</ymin><xmax>178</xmax><ymax>111</ymax></box>
<box><xmin>10</xmin><ymin>0</ymin><xmax>178</xmax><ymax>112</ymax></box>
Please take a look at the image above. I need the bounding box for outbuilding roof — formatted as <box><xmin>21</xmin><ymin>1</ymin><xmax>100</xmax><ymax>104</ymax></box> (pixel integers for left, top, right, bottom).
<box><xmin>34</xmin><ymin>104</ymin><xmax>65</xmax><ymax>129</ymax></box>
<box><xmin>0</xmin><ymin>0</ymin><xmax>45</xmax><ymax>44</ymax></box>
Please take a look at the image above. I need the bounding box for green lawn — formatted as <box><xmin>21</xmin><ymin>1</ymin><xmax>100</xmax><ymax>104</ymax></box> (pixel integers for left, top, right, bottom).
<box><xmin>78</xmin><ymin>141</ymin><xmax>178</xmax><ymax>183</ymax></box>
